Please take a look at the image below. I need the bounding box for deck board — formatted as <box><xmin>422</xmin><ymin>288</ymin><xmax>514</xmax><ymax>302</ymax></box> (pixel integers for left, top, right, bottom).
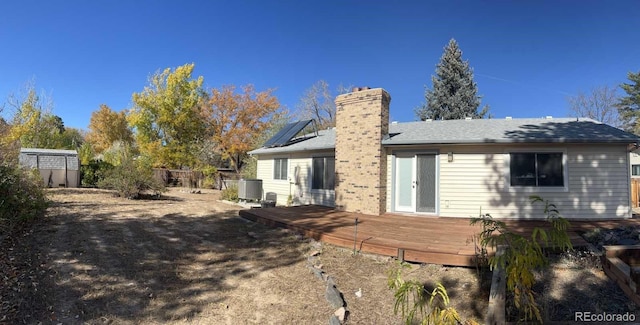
<box><xmin>239</xmin><ymin>205</ymin><xmax>640</xmax><ymax>267</ymax></box>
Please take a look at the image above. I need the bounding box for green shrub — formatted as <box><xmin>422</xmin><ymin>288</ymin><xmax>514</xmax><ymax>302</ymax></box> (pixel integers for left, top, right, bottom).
<box><xmin>97</xmin><ymin>156</ymin><xmax>165</xmax><ymax>199</ymax></box>
<box><xmin>221</xmin><ymin>184</ymin><xmax>238</xmax><ymax>202</ymax></box>
<box><xmin>81</xmin><ymin>159</ymin><xmax>113</xmax><ymax>187</ymax></box>
<box><xmin>471</xmin><ymin>196</ymin><xmax>572</xmax><ymax>323</ymax></box>
<box><xmin>241</xmin><ymin>156</ymin><xmax>257</xmax><ymax>179</ymax></box>
<box><xmin>77</xmin><ymin>142</ymin><xmax>94</xmax><ymax>165</ymax></box>
<box><xmin>102</xmin><ymin>140</ymin><xmax>136</xmax><ymax>166</ymax></box>
<box><xmin>200</xmin><ymin>165</ymin><xmax>218</xmax><ymax>189</ymax></box>
<box><xmin>0</xmin><ymin>164</ymin><xmax>48</xmax><ymax>235</ymax></box>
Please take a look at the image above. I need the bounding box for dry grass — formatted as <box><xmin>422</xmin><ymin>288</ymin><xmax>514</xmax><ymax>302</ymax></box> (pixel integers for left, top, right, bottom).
<box><xmin>13</xmin><ymin>187</ymin><xmax>629</xmax><ymax>324</ymax></box>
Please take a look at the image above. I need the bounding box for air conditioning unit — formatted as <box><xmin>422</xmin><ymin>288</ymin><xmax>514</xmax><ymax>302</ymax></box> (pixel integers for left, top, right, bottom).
<box><xmin>238</xmin><ymin>179</ymin><xmax>263</xmax><ymax>201</ymax></box>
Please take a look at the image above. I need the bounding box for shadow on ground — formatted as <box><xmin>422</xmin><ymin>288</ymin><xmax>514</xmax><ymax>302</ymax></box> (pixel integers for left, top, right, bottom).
<box><xmin>2</xmin><ymin>197</ymin><xmax>308</xmax><ymax>324</ymax></box>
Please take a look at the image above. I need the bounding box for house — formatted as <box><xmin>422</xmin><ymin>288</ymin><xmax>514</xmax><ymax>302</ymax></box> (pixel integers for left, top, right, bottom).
<box><xmin>249</xmin><ymin>88</ymin><xmax>640</xmax><ymax>219</ymax></box>
<box><xmin>19</xmin><ymin>148</ymin><xmax>80</xmax><ymax>188</ymax></box>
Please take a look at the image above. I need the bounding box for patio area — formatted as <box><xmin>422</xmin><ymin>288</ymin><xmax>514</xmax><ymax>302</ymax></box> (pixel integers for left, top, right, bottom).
<box><xmin>239</xmin><ymin>205</ymin><xmax>640</xmax><ymax>267</ymax></box>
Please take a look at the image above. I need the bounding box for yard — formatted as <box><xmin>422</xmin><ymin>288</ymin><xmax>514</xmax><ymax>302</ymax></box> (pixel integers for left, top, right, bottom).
<box><xmin>0</xmin><ymin>188</ymin><xmax>635</xmax><ymax>324</ymax></box>
<box><xmin>0</xmin><ymin>188</ymin><xmax>488</xmax><ymax>324</ymax></box>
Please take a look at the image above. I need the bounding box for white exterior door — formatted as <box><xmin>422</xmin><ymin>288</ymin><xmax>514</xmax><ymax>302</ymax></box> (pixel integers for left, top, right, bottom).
<box><xmin>394</xmin><ymin>155</ymin><xmax>415</xmax><ymax>212</ymax></box>
<box><xmin>394</xmin><ymin>153</ymin><xmax>437</xmax><ymax>213</ymax></box>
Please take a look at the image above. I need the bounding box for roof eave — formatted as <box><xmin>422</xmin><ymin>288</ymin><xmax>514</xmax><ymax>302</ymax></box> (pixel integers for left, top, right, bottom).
<box><xmin>382</xmin><ymin>138</ymin><xmax>640</xmax><ymax>146</ymax></box>
<box><xmin>248</xmin><ymin>145</ymin><xmax>336</xmax><ymax>156</ymax></box>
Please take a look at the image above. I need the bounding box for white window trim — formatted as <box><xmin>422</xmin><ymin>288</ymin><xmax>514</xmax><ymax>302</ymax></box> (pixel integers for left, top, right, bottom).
<box><xmin>310</xmin><ymin>156</ymin><xmax>335</xmax><ymax>194</ymax></box>
<box><xmin>503</xmin><ymin>148</ymin><xmax>568</xmax><ymax>193</ymax></box>
<box><xmin>632</xmin><ymin>164</ymin><xmax>640</xmax><ymax>177</ymax></box>
<box><xmin>273</xmin><ymin>157</ymin><xmax>289</xmax><ymax>182</ymax></box>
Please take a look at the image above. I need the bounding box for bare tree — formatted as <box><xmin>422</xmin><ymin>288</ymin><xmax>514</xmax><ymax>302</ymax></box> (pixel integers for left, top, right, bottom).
<box><xmin>296</xmin><ymin>80</ymin><xmax>352</xmax><ymax>129</ymax></box>
<box><xmin>567</xmin><ymin>85</ymin><xmax>621</xmax><ymax>127</ymax></box>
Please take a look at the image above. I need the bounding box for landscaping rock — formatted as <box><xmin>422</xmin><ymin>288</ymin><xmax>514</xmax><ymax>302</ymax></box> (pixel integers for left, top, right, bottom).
<box><xmin>584</xmin><ymin>226</ymin><xmax>640</xmax><ymax>250</ymax></box>
<box><xmin>334</xmin><ymin>307</ymin><xmax>346</xmax><ymax>322</ymax></box>
<box><xmin>310</xmin><ymin>239</ymin><xmax>323</xmax><ymax>250</ymax></box>
<box><xmin>325</xmin><ymin>284</ymin><xmax>345</xmax><ymax>308</ymax></box>
<box><xmin>326</xmin><ymin>276</ymin><xmax>336</xmax><ymax>287</ymax></box>
<box><xmin>329</xmin><ymin>315</ymin><xmax>341</xmax><ymax>325</ymax></box>
<box><xmin>311</xmin><ymin>266</ymin><xmax>325</xmax><ymax>280</ymax></box>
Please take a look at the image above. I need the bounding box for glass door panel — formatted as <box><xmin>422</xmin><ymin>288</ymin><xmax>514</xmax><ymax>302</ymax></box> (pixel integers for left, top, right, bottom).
<box><xmin>416</xmin><ymin>154</ymin><xmax>436</xmax><ymax>213</ymax></box>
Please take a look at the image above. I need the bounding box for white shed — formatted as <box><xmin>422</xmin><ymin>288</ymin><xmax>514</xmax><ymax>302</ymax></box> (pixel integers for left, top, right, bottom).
<box><xmin>19</xmin><ymin>148</ymin><xmax>80</xmax><ymax>188</ymax></box>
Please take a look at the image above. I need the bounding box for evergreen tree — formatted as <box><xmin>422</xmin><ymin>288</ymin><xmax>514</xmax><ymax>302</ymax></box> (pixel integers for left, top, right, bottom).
<box><xmin>617</xmin><ymin>71</ymin><xmax>640</xmax><ymax>134</ymax></box>
<box><xmin>415</xmin><ymin>39</ymin><xmax>489</xmax><ymax>121</ymax></box>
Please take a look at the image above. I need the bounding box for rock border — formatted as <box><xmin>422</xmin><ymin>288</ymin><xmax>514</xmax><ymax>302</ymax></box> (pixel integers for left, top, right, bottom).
<box><xmin>306</xmin><ymin>241</ymin><xmax>349</xmax><ymax>324</ymax></box>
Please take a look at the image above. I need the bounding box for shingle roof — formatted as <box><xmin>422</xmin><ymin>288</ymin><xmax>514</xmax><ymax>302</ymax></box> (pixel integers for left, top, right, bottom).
<box><xmin>383</xmin><ymin>118</ymin><xmax>639</xmax><ymax>145</ymax></box>
<box><xmin>248</xmin><ymin>129</ymin><xmax>335</xmax><ymax>155</ymax></box>
<box><xmin>248</xmin><ymin>118</ymin><xmax>639</xmax><ymax>155</ymax></box>
<box><xmin>20</xmin><ymin>148</ymin><xmax>78</xmax><ymax>155</ymax></box>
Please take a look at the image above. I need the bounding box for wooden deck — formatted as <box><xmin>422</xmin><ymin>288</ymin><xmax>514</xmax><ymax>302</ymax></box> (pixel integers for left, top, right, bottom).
<box><xmin>239</xmin><ymin>206</ymin><xmax>640</xmax><ymax>267</ymax></box>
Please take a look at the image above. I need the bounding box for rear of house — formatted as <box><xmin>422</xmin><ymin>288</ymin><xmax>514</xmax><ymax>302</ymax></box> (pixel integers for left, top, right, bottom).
<box><xmin>253</xmin><ymin>129</ymin><xmax>335</xmax><ymax>207</ymax></box>
<box><xmin>19</xmin><ymin>148</ymin><xmax>80</xmax><ymax>188</ymax></box>
<box><xmin>385</xmin><ymin>141</ymin><xmax>630</xmax><ymax>219</ymax></box>
<box><xmin>250</xmin><ymin>88</ymin><xmax>638</xmax><ymax>220</ymax></box>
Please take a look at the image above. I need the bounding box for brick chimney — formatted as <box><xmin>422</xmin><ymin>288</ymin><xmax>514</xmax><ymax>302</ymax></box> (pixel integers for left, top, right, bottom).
<box><xmin>334</xmin><ymin>87</ymin><xmax>390</xmax><ymax>215</ymax></box>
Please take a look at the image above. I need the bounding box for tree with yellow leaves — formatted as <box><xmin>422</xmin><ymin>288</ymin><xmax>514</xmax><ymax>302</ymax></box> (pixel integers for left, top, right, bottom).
<box><xmin>128</xmin><ymin>63</ymin><xmax>206</xmax><ymax>168</ymax></box>
<box><xmin>86</xmin><ymin>104</ymin><xmax>133</xmax><ymax>154</ymax></box>
<box><xmin>4</xmin><ymin>83</ymin><xmax>68</xmax><ymax>149</ymax></box>
<box><xmin>201</xmin><ymin>85</ymin><xmax>283</xmax><ymax>174</ymax></box>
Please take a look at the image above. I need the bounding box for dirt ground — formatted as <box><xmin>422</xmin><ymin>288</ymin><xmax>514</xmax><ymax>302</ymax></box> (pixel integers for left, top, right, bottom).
<box><xmin>4</xmin><ymin>188</ymin><xmax>634</xmax><ymax>324</ymax></box>
<box><xmin>0</xmin><ymin>188</ymin><xmax>490</xmax><ymax>324</ymax></box>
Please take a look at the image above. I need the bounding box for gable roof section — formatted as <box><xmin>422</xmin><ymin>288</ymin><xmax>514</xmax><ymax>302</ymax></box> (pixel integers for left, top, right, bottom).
<box><xmin>248</xmin><ymin>118</ymin><xmax>640</xmax><ymax>155</ymax></box>
<box><xmin>383</xmin><ymin>118</ymin><xmax>639</xmax><ymax>145</ymax></box>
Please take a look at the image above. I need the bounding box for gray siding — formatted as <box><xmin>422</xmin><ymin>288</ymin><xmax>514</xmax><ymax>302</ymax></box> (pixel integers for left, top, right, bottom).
<box><xmin>256</xmin><ymin>151</ymin><xmax>335</xmax><ymax>207</ymax></box>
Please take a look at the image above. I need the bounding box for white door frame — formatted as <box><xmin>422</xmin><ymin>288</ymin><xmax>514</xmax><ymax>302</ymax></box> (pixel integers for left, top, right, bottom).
<box><xmin>394</xmin><ymin>153</ymin><xmax>416</xmax><ymax>212</ymax></box>
<box><xmin>393</xmin><ymin>151</ymin><xmax>439</xmax><ymax>214</ymax></box>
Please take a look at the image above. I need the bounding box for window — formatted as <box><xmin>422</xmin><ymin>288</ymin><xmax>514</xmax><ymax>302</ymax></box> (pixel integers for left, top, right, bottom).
<box><xmin>633</xmin><ymin>165</ymin><xmax>640</xmax><ymax>176</ymax></box>
<box><xmin>510</xmin><ymin>152</ymin><xmax>564</xmax><ymax>187</ymax></box>
<box><xmin>273</xmin><ymin>158</ymin><xmax>288</xmax><ymax>180</ymax></box>
<box><xmin>312</xmin><ymin>157</ymin><xmax>335</xmax><ymax>190</ymax></box>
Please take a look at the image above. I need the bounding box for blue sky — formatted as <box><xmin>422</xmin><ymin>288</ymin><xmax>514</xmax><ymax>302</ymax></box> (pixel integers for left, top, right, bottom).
<box><xmin>1</xmin><ymin>1</ymin><xmax>639</xmax><ymax>129</ymax></box>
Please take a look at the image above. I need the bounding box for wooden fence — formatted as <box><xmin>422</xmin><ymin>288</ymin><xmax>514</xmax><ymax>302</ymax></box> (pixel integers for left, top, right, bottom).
<box><xmin>152</xmin><ymin>168</ymin><xmax>239</xmax><ymax>189</ymax></box>
<box><xmin>153</xmin><ymin>169</ymin><xmax>203</xmax><ymax>188</ymax></box>
<box><xmin>632</xmin><ymin>178</ymin><xmax>640</xmax><ymax>208</ymax></box>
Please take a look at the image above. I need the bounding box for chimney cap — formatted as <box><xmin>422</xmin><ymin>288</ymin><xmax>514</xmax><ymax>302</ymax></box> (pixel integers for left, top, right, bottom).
<box><xmin>505</xmin><ymin>116</ymin><xmax>512</xmax><ymax>120</ymax></box>
<box><xmin>351</xmin><ymin>86</ymin><xmax>371</xmax><ymax>92</ymax></box>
